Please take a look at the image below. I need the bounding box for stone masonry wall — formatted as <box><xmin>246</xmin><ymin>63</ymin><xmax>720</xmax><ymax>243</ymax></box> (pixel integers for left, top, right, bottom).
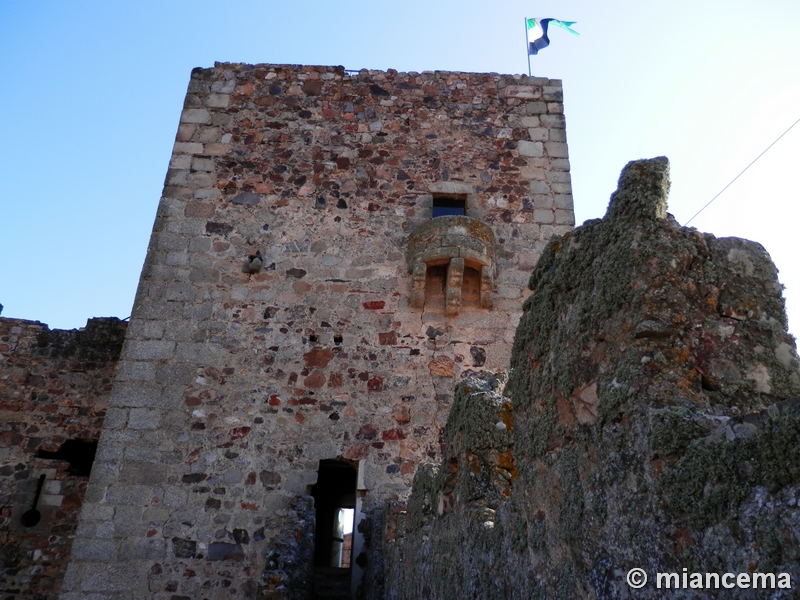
<box><xmin>61</xmin><ymin>64</ymin><xmax>574</xmax><ymax>599</ymax></box>
<box><xmin>0</xmin><ymin>317</ymin><xmax>127</xmax><ymax>599</ymax></box>
<box><xmin>385</xmin><ymin>158</ymin><xmax>800</xmax><ymax>599</ymax></box>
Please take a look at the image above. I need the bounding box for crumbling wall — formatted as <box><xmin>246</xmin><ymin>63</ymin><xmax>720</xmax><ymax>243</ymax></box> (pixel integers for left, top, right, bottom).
<box><xmin>0</xmin><ymin>317</ymin><xmax>126</xmax><ymax>599</ymax></box>
<box><xmin>385</xmin><ymin>157</ymin><xmax>800</xmax><ymax>599</ymax></box>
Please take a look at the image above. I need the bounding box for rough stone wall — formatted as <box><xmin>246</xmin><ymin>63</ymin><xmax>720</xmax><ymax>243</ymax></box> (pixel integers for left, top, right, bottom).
<box><xmin>61</xmin><ymin>63</ymin><xmax>574</xmax><ymax>599</ymax></box>
<box><xmin>385</xmin><ymin>157</ymin><xmax>800</xmax><ymax>599</ymax></box>
<box><xmin>0</xmin><ymin>317</ymin><xmax>127</xmax><ymax>599</ymax></box>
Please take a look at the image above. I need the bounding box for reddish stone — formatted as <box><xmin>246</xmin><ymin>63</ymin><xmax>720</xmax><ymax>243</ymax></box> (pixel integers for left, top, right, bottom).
<box><xmin>240</xmin><ymin>502</ymin><xmax>259</xmax><ymax>511</ymax></box>
<box><xmin>382</xmin><ymin>429</ymin><xmax>406</xmax><ymax>441</ymax></box>
<box><xmin>391</xmin><ymin>405</ymin><xmax>411</xmax><ymax>425</ymax></box>
<box><xmin>378</xmin><ymin>331</ymin><xmax>397</xmax><ymax>345</ymax></box>
<box><xmin>295</xmin><ymin>412</ymin><xmax>305</xmax><ymax>424</ymax></box>
<box><xmin>303</xmin><ymin>370</ymin><xmax>326</xmax><ymax>389</ymax></box>
<box><xmin>357</xmin><ymin>424</ymin><xmax>379</xmax><ymax>440</ymax></box>
<box><xmin>303</xmin><ymin>80</ymin><xmax>323</xmax><ymax>95</ymax></box>
<box><xmin>245</xmin><ymin>472</ymin><xmax>256</xmax><ymax>485</ymax></box>
<box><xmin>428</xmin><ymin>355</ymin><xmax>455</xmax><ymax>377</ymax></box>
<box><xmin>303</xmin><ymin>347</ymin><xmax>335</xmax><ymax>368</ymax></box>
<box><xmin>230</xmin><ymin>427</ymin><xmax>252</xmax><ymax>440</ymax></box>
<box><xmin>268</xmin><ymin>395</ymin><xmax>281</xmax><ymax>406</ymax></box>
<box><xmin>185</xmin><ymin>201</ymin><xmax>215</xmax><ymax>218</ymax></box>
<box><xmin>343</xmin><ymin>443</ymin><xmax>370</xmax><ymax>460</ymax></box>
<box><xmin>368</xmin><ymin>377</ymin><xmax>385</xmax><ymax>392</ymax></box>
<box><xmin>363</xmin><ymin>301</ymin><xmax>385</xmax><ymax>310</ymax></box>
<box><xmin>328</xmin><ymin>372</ymin><xmax>343</xmax><ymax>388</ymax></box>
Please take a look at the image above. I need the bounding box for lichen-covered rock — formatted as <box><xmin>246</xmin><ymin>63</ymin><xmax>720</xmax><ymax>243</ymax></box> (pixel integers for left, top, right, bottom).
<box><xmin>384</xmin><ymin>372</ymin><xmax>516</xmax><ymax>599</ymax></box>
<box><xmin>385</xmin><ymin>157</ymin><xmax>800</xmax><ymax>599</ymax></box>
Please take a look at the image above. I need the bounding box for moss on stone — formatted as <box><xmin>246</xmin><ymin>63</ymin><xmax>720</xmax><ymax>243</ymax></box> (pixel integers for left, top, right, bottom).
<box><xmin>557</xmin><ymin>448</ymin><xmax>584</xmax><ymax>541</ymax></box>
<box><xmin>662</xmin><ymin>413</ymin><xmax>800</xmax><ymax>529</ymax></box>
<box><xmin>649</xmin><ymin>407</ymin><xmax>712</xmax><ymax>457</ymax></box>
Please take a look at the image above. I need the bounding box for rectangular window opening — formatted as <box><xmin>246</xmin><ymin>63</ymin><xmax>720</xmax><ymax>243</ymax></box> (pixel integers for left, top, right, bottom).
<box><xmin>432</xmin><ymin>195</ymin><xmax>466</xmax><ymax>218</ymax></box>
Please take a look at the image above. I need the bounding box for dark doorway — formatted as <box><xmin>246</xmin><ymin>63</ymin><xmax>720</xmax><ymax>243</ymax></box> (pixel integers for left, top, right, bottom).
<box><xmin>310</xmin><ymin>459</ymin><xmax>357</xmax><ymax>568</ymax></box>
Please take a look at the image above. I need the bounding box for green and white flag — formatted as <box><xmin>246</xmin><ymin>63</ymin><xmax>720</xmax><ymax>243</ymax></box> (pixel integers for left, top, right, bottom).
<box><xmin>527</xmin><ymin>18</ymin><xmax>579</xmax><ymax>55</ymax></box>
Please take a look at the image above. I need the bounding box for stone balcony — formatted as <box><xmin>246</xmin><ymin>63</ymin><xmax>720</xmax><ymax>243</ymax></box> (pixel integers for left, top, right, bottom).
<box><xmin>406</xmin><ymin>216</ymin><xmax>496</xmax><ymax>316</ymax></box>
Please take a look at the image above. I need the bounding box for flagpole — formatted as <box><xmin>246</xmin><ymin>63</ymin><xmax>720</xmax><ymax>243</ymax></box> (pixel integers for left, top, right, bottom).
<box><xmin>524</xmin><ymin>18</ymin><xmax>531</xmax><ymax>76</ymax></box>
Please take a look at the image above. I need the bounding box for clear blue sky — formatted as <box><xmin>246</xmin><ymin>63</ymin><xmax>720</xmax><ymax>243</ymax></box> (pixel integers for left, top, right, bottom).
<box><xmin>2</xmin><ymin>0</ymin><xmax>799</xmax><ymax>338</ymax></box>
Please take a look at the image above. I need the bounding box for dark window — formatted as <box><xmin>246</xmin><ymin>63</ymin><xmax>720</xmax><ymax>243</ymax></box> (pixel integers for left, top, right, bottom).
<box><xmin>432</xmin><ymin>196</ymin><xmax>466</xmax><ymax>218</ymax></box>
<box><xmin>36</xmin><ymin>439</ymin><xmax>98</xmax><ymax>477</ymax></box>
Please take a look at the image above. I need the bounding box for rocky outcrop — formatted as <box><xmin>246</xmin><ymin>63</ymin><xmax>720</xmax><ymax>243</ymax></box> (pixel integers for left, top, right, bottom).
<box><xmin>385</xmin><ymin>157</ymin><xmax>800</xmax><ymax>598</ymax></box>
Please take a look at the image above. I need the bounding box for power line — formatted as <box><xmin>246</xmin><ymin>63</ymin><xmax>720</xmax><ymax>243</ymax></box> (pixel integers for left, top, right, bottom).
<box><xmin>685</xmin><ymin>116</ymin><xmax>800</xmax><ymax>225</ymax></box>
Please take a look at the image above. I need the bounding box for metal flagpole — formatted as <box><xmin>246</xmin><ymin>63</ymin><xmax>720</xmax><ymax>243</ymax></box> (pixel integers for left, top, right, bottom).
<box><xmin>525</xmin><ymin>18</ymin><xmax>531</xmax><ymax>76</ymax></box>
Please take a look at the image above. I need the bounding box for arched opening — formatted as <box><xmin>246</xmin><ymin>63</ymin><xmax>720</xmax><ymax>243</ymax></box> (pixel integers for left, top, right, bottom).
<box><xmin>310</xmin><ymin>459</ymin><xmax>357</xmax><ymax>568</ymax></box>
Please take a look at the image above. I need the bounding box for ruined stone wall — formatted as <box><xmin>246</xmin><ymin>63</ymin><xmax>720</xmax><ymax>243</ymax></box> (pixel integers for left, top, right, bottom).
<box><xmin>61</xmin><ymin>63</ymin><xmax>574</xmax><ymax>599</ymax></box>
<box><xmin>385</xmin><ymin>158</ymin><xmax>800</xmax><ymax>599</ymax></box>
<box><xmin>0</xmin><ymin>317</ymin><xmax>126</xmax><ymax>599</ymax></box>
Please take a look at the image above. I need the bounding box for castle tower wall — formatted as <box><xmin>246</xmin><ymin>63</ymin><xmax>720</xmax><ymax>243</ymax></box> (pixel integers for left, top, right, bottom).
<box><xmin>61</xmin><ymin>63</ymin><xmax>574</xmax><ymax>599</ymax></box>
<box><xmin>0</xmin><ymin>317</ymin><xmax>126</xmax><ymax>598</ymax></box>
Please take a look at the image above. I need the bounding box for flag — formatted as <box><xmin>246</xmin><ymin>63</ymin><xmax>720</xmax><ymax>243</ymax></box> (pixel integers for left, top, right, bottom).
<box><xmin>527</xmin><ymin>18</ymin><xmax>579</xmax><ymax>55</ymax></box>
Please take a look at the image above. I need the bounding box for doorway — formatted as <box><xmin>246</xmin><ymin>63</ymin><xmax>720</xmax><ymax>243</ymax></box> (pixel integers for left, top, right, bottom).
<box><xmin>310</xmin><ymin>459</ymin><xmax>358</xmax><ymax>568</ymax></box>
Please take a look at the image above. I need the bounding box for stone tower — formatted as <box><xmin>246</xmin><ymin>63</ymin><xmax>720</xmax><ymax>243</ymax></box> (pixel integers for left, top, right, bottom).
<box><xmin>61</xmin><ymin>63</ymin><xmax>574</xmax><ymax>599</ymax></box>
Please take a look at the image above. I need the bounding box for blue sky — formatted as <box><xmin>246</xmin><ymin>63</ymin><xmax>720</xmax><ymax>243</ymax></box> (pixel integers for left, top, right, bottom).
<box><xmin>2</xmin><ymin>0</ymin><xmax>799</xmax><ymax>338</ymax></box>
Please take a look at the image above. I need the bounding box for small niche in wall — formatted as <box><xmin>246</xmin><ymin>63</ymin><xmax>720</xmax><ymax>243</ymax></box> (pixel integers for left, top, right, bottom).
<box><xmin>432</xmin><ymin>195</ymin><xmax>466</xmax><ymax>218</ymax></box>
<box><xmin>36</xmin><ymin>439</ymin><xmax>98</xmax><ymax>477</ymax></box>
<box><xmin>424</xmin><ymin>265</ymin><xmax>447</xmax><ymax>310</ymax></box>
<box><xmin>461</xmin><ymin>266</ymin><xmax>481</xmax><ymax>308</ymax></box>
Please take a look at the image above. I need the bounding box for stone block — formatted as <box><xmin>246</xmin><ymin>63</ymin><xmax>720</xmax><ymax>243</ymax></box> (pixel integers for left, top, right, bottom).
<box><xmin>107</xmin><ymin>484</ymin><xmax>155</xmax><ymax>507</ymax></box>
<box><xmin>517</xmin><ymin>141</ymin><xmax>543</xmax><ymax>157</ymax></box>
<box><xmin>120</xmin><ymin>461</ymin><xmax>167</xmax><ymax>483</ymax></box>
<box><xmin>79</xmin><ymin>502</ymin><xmax>115</xmax><ymax>524</ymax></box>
<box><xmin>527</xmin><ymin>128</ymin><xmax>548</xmax><ymax>142</ymax></box>
<box><xmin>533</xmin><ymin>209</ymin><xmax>554</xmax><ymax>224</ymax></box>
<box><xmin>211</xmin><ymin>79</ymin><xmax>236</xmax><ymax>94</ymax></box>
<box><xmin>80</xmin><ymin>562</ymin><xmax>141</xmax><ymax>592</ymax></box>
<box><xmin>109</xmin><ymin>381</ymin><xmax>162</xmax><ymax>407</ymax></box>
<box><xmin>545</xmin><ymin>141</ymin><xmax>569</xmax><ymax>158</ymax></box>
<box><xmin>169</xmin><ymin>155</ymin><xmax>192</xmax><ymax>170</ymax></box>
<box><xmin>540</xmin><ymin>114</ymin><xmax>566</xmax><ymax>129</ymax></box>
<box><xmin>529</xmin><ymin>180</ymin><xmax>551</xmax><ymax>195</ymax></box>
<box><xmin>525</xmin><ymin>102</ymin><xmax>547</xmax><ymax>115</ymax></box>
<box><xmin>128</xmin><ymin>408</ymin><xmax>161</xmax><ymax>429</ymax></box>
<box><xmin>554</xmin><ymin>193</ymin><xmax>574</xmax><ymax>209</ymax></box>
<box><xmin>542</xmin><ymin>85</ymin><xmax>563</xmax><ymax>101</ymax></box>
<box><xmin>181</xmin><ymin>108</ymin><xmax>211</xmax><ymax>124</ymax></box>
<box><xmin>173</xmin><ymin>141</ymin><xmax>204</xmax><ymax>155</ymax></box>
<box><xmin>165</xmin><ymin>282</ymin><xmax>198</xmax><ymax>302</ymax></box>
<box><xmin>70</xmin><ymin>538</ymin><xmax>119</xmax><ymax>561</ymax></box>
<box><xmin>428</xmin><ymin>181</ymin><xmax>473</xmax><ymax>195</ymax></box>
<box><xmin>202</xmin><ymin>142</ymin><xmax>230</xmax><ymax>156</ymax></box>
<box><xmin>555</xmin><ymin>208</ymin><xmax>574</xmax><ymax>225</ymax></box>
<box><xmin>118</xmin><ymin>538</ymin><xmax>166</xmax><ymax>560</ymax></box>
<box><xmin>89</xmin><ymin>461</ymin><xmax>119</xmax><ymax>484</ymax></box>
<box><xmin>205</xmin><ymin>93</ymin><xmax>230</xmax><ymax>108</ymax></box>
